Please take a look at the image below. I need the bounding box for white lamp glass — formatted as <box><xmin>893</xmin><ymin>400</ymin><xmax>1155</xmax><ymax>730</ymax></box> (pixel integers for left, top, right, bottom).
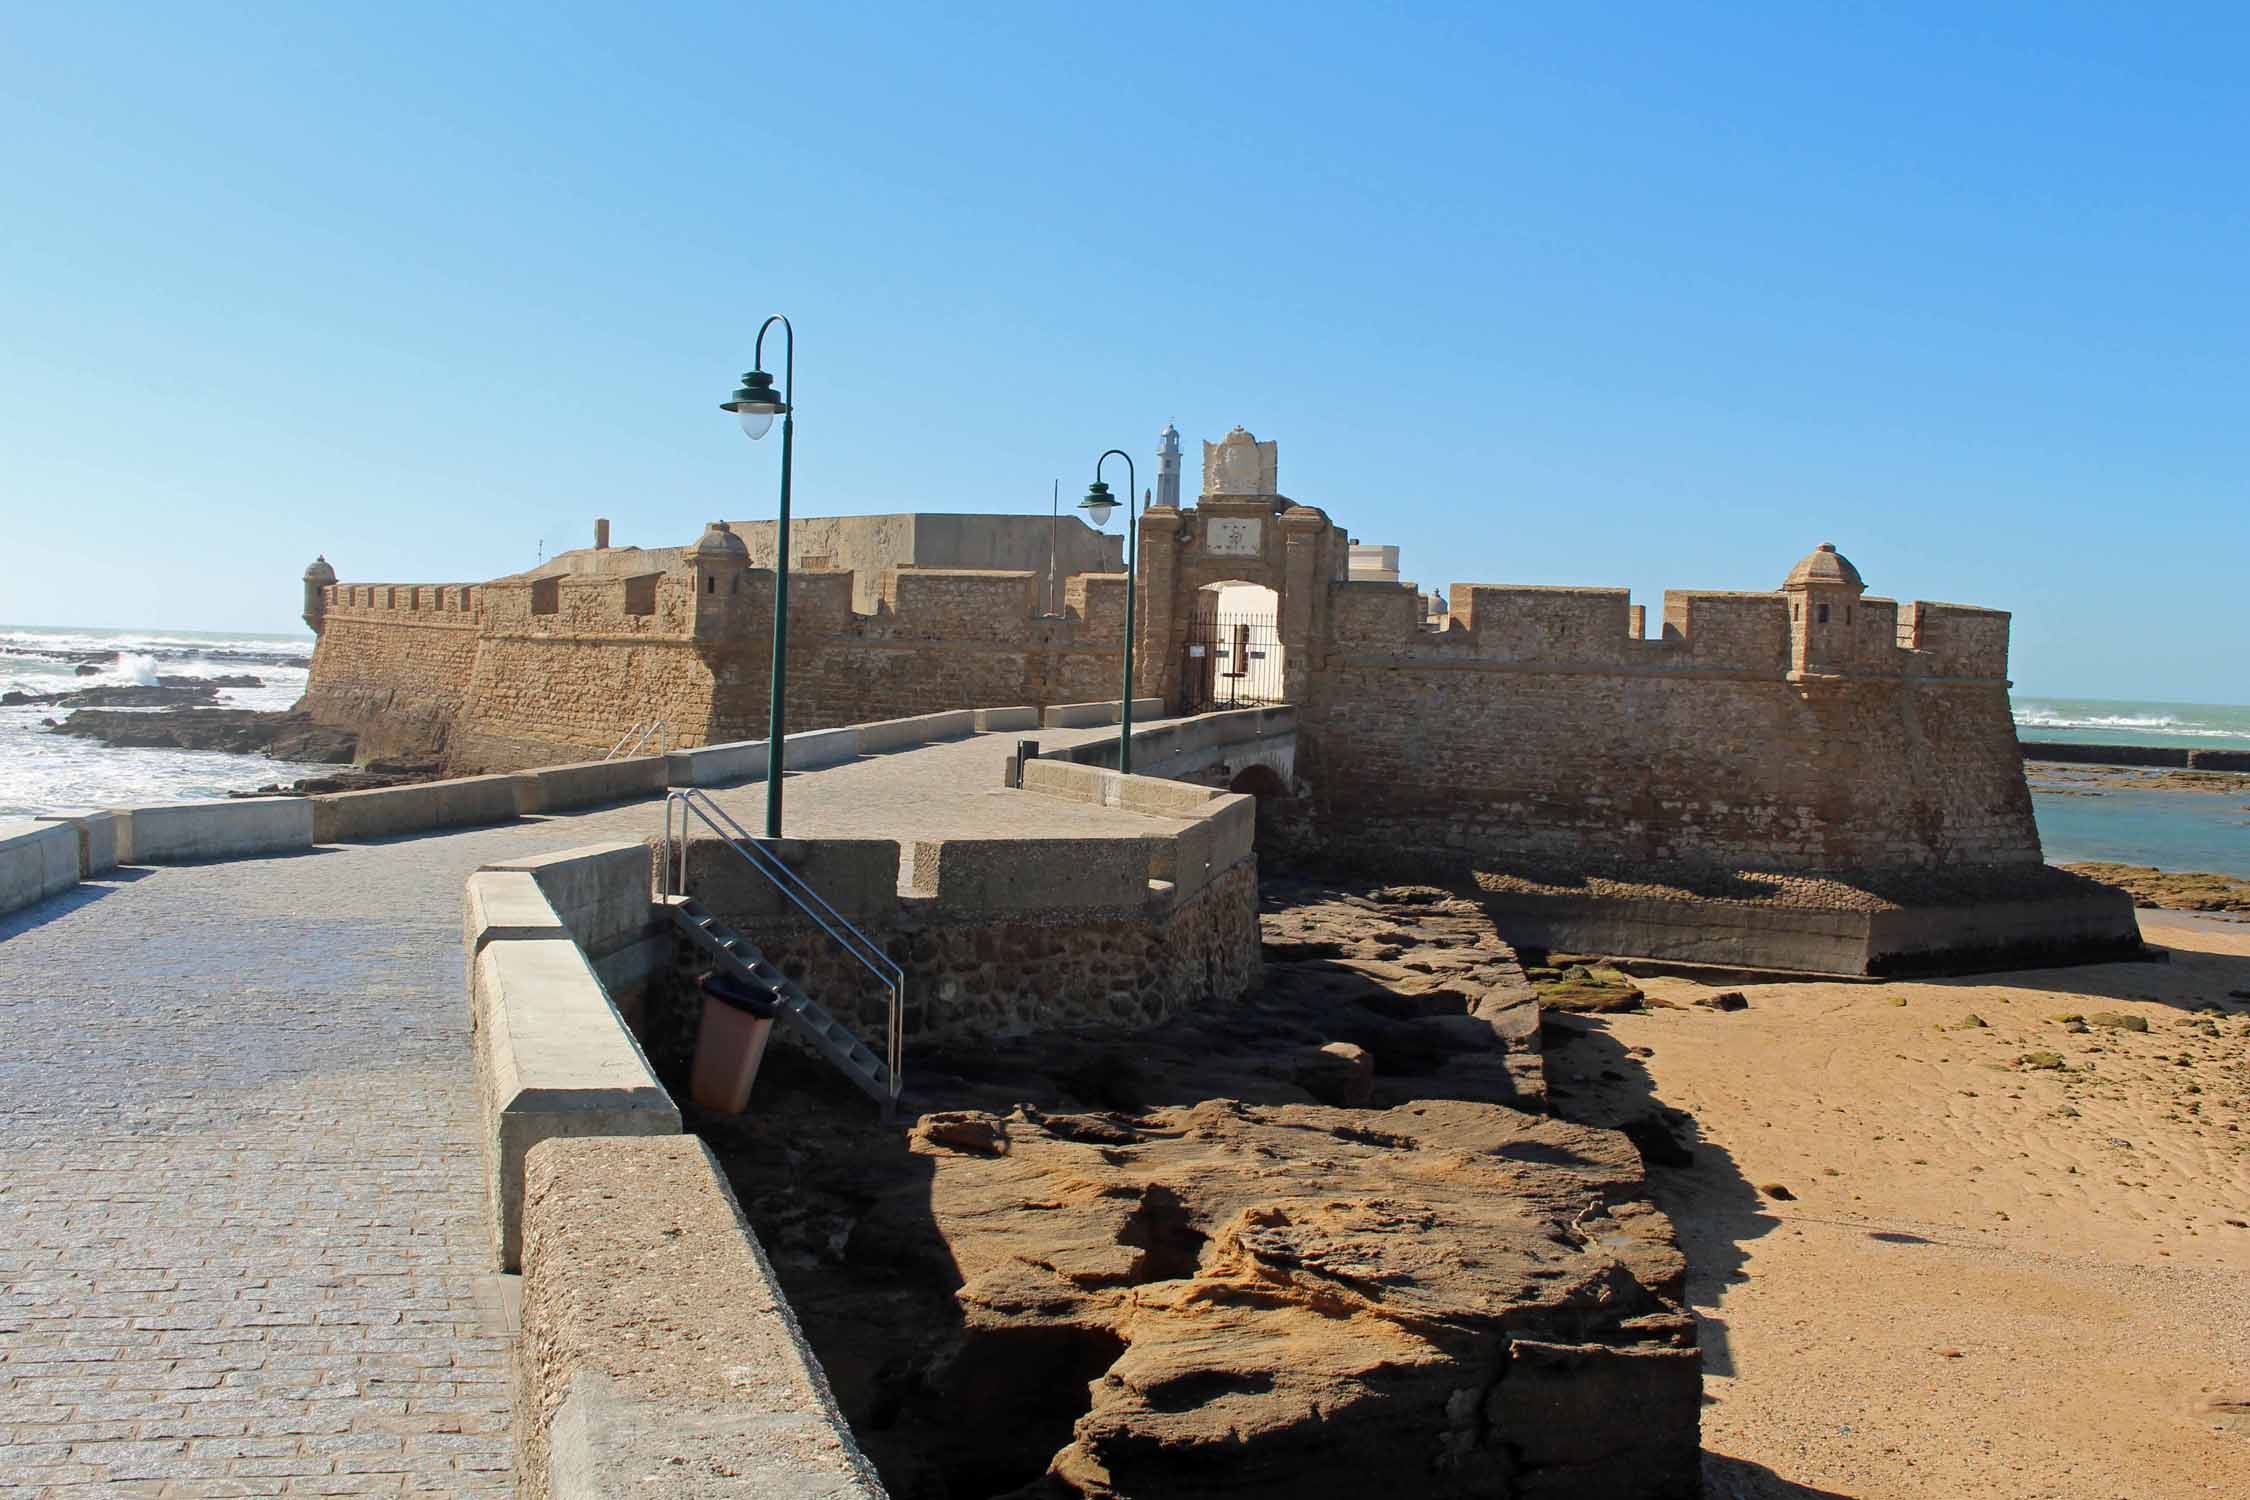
<box><xmin>1084</xmin><ymin>500</ymin><xmax>1116</xmax><ymax>527</ymax></box>
<box><xmin>737</xmin><ymin>408</ymin><xmax>775</xmax><ymax>440</ymax></box>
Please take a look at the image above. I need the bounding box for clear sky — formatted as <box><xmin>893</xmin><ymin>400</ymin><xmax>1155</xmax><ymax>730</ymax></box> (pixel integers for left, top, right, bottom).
<box><xmin>2</xmin><ymin>3</ymin><xmax>2242</xmax><ymax>700</ymax></box>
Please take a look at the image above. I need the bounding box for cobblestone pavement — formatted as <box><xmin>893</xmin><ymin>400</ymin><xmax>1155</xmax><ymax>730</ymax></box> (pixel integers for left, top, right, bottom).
<box><xmin>0</xmin><ymin>724</ymin><xmax>1177</xmax><ymax>1496</ymax></box>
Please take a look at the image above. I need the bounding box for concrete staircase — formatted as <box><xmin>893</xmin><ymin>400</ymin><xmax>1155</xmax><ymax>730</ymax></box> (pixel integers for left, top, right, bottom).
<box><xmin>662</xmin><ymin>894</ymin><xmax>894</xmax><ymax>1106</ymax></box>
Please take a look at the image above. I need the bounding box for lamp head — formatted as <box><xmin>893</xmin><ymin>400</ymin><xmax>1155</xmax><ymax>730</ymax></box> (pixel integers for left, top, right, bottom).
<box><xmin>721</xmin><ymin>369</ymin><xmax>788</xmax><ymax>440</ymax></box>
<box><xmin>1077</xmin><ymin>479</ymin><xmax>1118</xmax><ymax>528</ymax></box>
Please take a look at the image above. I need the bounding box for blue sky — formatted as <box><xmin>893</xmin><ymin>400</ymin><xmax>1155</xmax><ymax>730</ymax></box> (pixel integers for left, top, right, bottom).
<box><xmin>2</xmin><ymin>3</ymin><xmax>2242</xmax><ymax>700</ymax></box>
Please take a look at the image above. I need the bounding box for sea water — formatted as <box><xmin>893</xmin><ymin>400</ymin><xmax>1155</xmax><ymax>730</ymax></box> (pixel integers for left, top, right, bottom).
<box><xmin>0</xmin><ymin>625</ymin><xmax>324</xmax><ymax>818</ymax></box>
<box><xmin>2013</xmin><ymin>695</ymin><xmax>2250</xmax><ymax>878</ymax></box>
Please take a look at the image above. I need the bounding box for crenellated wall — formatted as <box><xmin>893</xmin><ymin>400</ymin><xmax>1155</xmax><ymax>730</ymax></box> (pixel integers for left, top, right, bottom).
<box><xmin>298</xmin><ymin>508</ymin><xmax>2042</xmax><ymax>882</ymax></box>
<box><xmin>1300</xmin><ymin>571</ymin><xmax>2037</xmax><ymax>874</ymax></box>
<box><xmin>303</xmin><ymin>544</ymin><xmax>1143</xmax><ymax>772</ymax></box>
<box><xmin>301</xmin><ymin>583</ymin><xmax>484</xmax><ymax>761</ymax></box>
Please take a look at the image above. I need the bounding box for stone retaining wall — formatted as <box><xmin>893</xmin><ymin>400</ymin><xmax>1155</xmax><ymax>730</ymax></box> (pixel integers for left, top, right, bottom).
<box><xmin>462</xmin><ymin>856</ymin><xmax>678</xmax><ymax>1271</ymax></box>
<box><xmin>2022</xmin><ymin>740</ymin><xmax>2250</xmax><ymax>772</ymax></box>
<box><xmin>517</xmin><ymin>1136</ymin><xmax>884</xmax><ymax>1500</ymax></box>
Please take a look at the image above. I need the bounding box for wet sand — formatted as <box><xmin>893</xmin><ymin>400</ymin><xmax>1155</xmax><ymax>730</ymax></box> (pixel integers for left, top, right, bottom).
<box><xmin>1549</xmin><ymin>913</ymin><xmax>2250</xmax><ymax>1499</ymax></box>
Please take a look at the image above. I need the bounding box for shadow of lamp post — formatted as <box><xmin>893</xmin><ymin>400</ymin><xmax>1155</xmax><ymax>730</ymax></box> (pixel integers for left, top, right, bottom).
<box><xmin>720</xmin><ymin>315</ymin><xmax>795</xmax><ymax>838</ymax></box>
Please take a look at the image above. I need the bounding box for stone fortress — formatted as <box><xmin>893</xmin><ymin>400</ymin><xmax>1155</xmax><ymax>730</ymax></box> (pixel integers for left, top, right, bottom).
<box><xmin>299</xmin><ymin>425</ymin><xmax>2138</xmax><ymax>974</ymax></box>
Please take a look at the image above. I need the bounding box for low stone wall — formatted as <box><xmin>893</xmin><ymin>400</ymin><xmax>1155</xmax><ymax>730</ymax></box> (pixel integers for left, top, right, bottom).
<box><xmin>656</xmin><ymin>768</ymin><xmax>1264</xmax><ymax>1066</ymax></box>
<box><xmin>112</xmin><ymin>797</ymin><xmax>314</xmax><ymax>863</ymax></box>
<box><xmin>479</xmin><ymin>841</ymin><xmax>667</xmax><ymax>1027</ymax></box>
<box><xmin>463</xmin><ymin>862</ymin><xmax>678</xmax><ymax>1272</ymax></box>
<box><xmin>310</xmin><ymin>772</ymin><xmax>521</xmax><ymax>842</ymax></box>
<box><xmin>1478</xmin><ymin>866</ymin><xmax>2144</xmax><ymax>976</ymax></box>
<box><xmin>517</xmin><ymin>1135</ymin><xmax>883</xmax><ymax>1500</ymax></box>
<box><xmin>0</xmin><ymin>820</ymin><xmax>81</xmax><ymax>916</ymax></box>
<box><xmin>1040</xmin><ymin>695</ymin><xmax>1166</xmax><ymax>729</ymax></box>
<box><xmin>36</xmin><ymin>811</ymin><xmax>118</xmax><ymax>879</ymax></box>
<box><xmin>2023</xmin><ymin>740</ymin><xmax>2250</xmax><ymax>772</ymax></box>
<box><xmin>1041</xmin><ymin>703</ymin><xmax>1295</xmax><ymax>783</ymax></box>
<box><xmin>515</xmin><ymin>754</ymin><xmax>672</xmax><ymax>815</ymax></box>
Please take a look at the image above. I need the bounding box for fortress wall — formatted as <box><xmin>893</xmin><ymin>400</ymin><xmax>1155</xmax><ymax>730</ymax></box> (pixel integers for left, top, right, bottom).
<box><xmin>1066</xmin><ymin>573</ymin><xmax>1129</xmax><ymax>641</ymax></box>
<box><xmin>1301</xmin><ymin>662</ymin><xmax>2039</xmax><ymax>872</ymax></box>
<box><xmin>303</xmin><ymin>585</ymin><xmax>484</xmax><ymax>761</ymax></box>
<box><xmin>875</xmin><ymin>568</ymin><xmax>1040</xmax><ymax>639</ymax></box>
<box><xmin>1449</xmin><ymin>586</ymin><xmax>1637</xmax><ymax>664</ymax></box>
<box><xmin>1903</xmin><ymin>602</ymin><xmax>2012</xmax><ymax>678</ymax></box>
<box><xmin>1329</xmin><ymin>580</ymin><xmax>1424</xmax><ymax>647</ymax></box>
<box><xmin>1658</xmin><ymin>591</ymin><xmax>1792</xmax><ymax>673</ymax></box>
<box><xmin>412</xmin><ymin>564</ymin><xmax>1132</xmax><ymax>772</ymax></box>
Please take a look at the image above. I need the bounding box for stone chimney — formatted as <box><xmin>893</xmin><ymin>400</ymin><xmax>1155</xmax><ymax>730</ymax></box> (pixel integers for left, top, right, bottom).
<box><xmin>595</xmin><ymin>518</ymin><xmax>611</xmax><ymax>550</ymax></box>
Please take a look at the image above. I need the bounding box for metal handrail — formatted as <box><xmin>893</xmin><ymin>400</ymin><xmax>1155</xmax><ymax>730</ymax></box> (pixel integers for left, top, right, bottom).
<box><xmin>662</xmin><ymin>788</ymin><xmax>904</xmax><ymax>1105</ymax></box>
<box><xmin>605</xmin><ymin>718</ymin><xmax>670</xmax><ymax>760</ymax></box>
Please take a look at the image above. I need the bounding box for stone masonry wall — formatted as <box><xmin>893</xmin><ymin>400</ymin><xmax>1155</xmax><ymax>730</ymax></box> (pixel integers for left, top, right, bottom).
<box><xmin>304</xmin><ymin>563</ymin><xmax>1134</xmax><ymax>773</ymax></box>
<box><xmin>300</xmin><ymin>587</ymin><xmax>483</xmax><ymax>761</ymax></box>
<box><xmin>1301</xmin><ymin>581</ymin><xmax>2039</xmax><ymax>874</ymax></box>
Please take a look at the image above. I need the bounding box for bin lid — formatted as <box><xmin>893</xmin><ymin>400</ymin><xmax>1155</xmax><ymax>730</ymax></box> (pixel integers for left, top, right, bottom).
<box><xmin>699</xmin><ymin>969</ymin><xmax>779</xmax><ymax>1019</ymax></box>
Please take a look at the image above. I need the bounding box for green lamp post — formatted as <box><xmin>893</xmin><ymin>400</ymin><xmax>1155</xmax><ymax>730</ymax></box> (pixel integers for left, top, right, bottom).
<box><xmin>720</xmin><ymin>316</ymin><xmax>795</xmax><ymax>838</ymax></box>
<box><xmin>1078</xmin><ymin>449</ymin><xmax>1139</xmax><ymax>773</ymax></box>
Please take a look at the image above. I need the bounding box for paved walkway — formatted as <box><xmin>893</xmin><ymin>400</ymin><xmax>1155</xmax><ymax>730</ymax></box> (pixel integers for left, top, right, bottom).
<box><xmin>0</xmin><ymin>725</ymin><xmax>1179</xmax><ymax>1497</ymax></box>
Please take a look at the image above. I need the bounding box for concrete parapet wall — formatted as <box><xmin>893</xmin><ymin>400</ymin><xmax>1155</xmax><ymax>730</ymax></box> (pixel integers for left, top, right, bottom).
<box><xmin>111</xmin><ymin>797</ymin><xmax>314</xmax><ymax>864</ymax></box>
<box><xmin>480</xmin><ymin>842</ymin><xmax>664</xmax><ymax>1027</ymax></box>
<box><xmin>310</xmin><ymin>773</ymin><xmax>521</xmax><ymax>843</ymax></box>
<box><xmin>679</xmin><ymin>837</ymin><xmax>900</xmax><ymax>927</ymax></box>
<box><xmin>973</xmin><ymin>705</ymin><xmax>1041</xmax><ymax>731</ymax></box>
<box><xmin>857</xmin><ymin>708</ymin><xmax>978</xmax><ymax>753</ymax></box>
<box><xmin>469</xmin><ymin>934</ymin><xmax>677</xmax><ymax>1272</ymax></box>
<box><xmin>0</xmin><ymin>820</ymin><xmax>82</xmax><ymax>915</ymax></box>
<box><xmin>782</xmin><ymin>726</ymin><xmax>862</xmax><ymax>772</ymax></box>
<box><xmin>907</xmin><ymin>835</ymin><xmax>1159</xmax><ymax>913</ymax></box>
<box><xmin>515</xmin><ymin>755</ymin><xmax>671</xmax><ymax>815</ymax></box>
<box><xmin>666</xmin><ymin>739</ymin><xmax>770</xmax><ymax>787</ymax></box>
<box><xmin>1042</xmin><ymin>696</ymin><xmax>1167</xmax><ymax>729</ymax></box>
<box><xmin>33</xmin><ymin>811</ymin><xmax>118</xmax><ymax>879</ymax></box>
<box><xmin>1043</xmin><ymin>706</ymin><xmax>1296</xmax><ymax>782</ymax></box>
<box><xmin>516</xmin><ymin>1135</ymin><xmax>883</xmax><ymax>1500</ymax></box>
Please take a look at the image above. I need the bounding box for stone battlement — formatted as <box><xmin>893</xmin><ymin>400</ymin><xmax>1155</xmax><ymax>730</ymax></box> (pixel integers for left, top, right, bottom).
<box><xmin>1322</xmin><ymin>580</ymin><xmax>2011</xmax><ymax>682</ymax></box>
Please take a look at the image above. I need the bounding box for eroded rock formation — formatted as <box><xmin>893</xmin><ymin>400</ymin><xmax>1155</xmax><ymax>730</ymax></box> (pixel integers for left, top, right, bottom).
<box><xmin>701</xmin><ymin>882</ymin><xmax>1699</xmax><ymax>1498</ymax></box>
<box><xmin>905</xmin><ymin>1099</ymin><xmax>1698</xmax><ymax>1499</ymax></box>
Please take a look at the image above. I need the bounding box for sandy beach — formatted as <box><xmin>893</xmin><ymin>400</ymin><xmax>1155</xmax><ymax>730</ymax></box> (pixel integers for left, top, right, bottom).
<box><xmin>1550</xmin><ymin>912</ymin><xmax>2250</xmax><ymax>1499</ymax></box>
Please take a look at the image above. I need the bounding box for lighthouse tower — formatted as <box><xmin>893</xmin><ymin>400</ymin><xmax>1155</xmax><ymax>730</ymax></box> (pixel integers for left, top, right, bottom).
<box><xmin>1155</xmin><ymin>423</ymin><xmax>1183</xmax><ymax>510</ymax></box>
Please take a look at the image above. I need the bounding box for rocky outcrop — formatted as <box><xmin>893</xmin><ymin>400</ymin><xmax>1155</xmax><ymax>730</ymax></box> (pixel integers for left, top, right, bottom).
<box><xmin>701</xmin><ymin>882</ymin><xmax>1696</xmax><ymax>1498</ymax></box>
<box><xmin>903</xmin><ymin>1099</ymin><xmax>1696</xmax><ymax>1498</ymax></box>
<box><xmin>2063</xmin><ymin>862</ymin><xmax>2250</xmax><ymax>914</ymax></box>
<box><xmin>52</xmin><ymin>708</ymin><xmax>356</xmax><ymax>762</ymax></box>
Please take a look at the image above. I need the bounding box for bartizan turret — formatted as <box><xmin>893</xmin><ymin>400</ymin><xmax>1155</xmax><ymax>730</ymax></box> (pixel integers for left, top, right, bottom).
<box><xmin>1781</xmin><ymin>541</ymin><xmax>1865</xmax><ymax>677</ymax></box>
<box><xmin>302</xmin><ymin>555</ymin><xmax>337</xmax><ymax>635</ymax></box>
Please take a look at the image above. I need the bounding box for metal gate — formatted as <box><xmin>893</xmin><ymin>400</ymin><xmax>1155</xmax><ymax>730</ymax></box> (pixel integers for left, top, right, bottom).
<box><xmin>1180</xmin><ymin>612</ymin><xmax>1284</xmax><ymax>711</ymax></box>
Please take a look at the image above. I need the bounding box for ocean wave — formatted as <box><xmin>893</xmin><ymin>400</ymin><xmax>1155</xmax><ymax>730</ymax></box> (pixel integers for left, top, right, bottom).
<box><xmin>2013</xmin><ymin>712</ymin><xmax>2240</xmax><ymax>740</ymax></box>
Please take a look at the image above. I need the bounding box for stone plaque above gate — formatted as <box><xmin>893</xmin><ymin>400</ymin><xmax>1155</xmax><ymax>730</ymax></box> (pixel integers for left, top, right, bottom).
<box><xmin>1203</xmin><ymin>426</ymin><xmax>1278</xmax><ymax>496</ymax></box>
<box><xmin>1205</xmin><ymin>515</ymin><xmax>1264</xmax><ymax>557</ymax></box>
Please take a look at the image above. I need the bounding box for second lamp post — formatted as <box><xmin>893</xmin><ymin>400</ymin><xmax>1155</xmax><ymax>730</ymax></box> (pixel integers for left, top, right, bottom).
<box><xmin>720</xmin><ymin>315</ymin><xmax>795</xmax><ymax>838</ymax></box>
<box><xmin>1078</xmin><ymin>449</ymin><xmax>1139</xmax><ymax>774</ymax></box>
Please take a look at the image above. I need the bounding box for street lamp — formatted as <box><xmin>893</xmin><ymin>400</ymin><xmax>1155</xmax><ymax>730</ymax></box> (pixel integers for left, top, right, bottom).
<box><xmin>1078</xmin><ymin>449</ymin><xmax>1138</xmax><ymax>773</ymax></box>
<box><xmin>720</xmin><ymin>315</ymin><xmax>795</xmax><ymax>838</ymax></box>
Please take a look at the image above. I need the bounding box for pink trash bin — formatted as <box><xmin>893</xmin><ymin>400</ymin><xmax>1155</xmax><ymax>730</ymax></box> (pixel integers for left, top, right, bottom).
<box><xmin>690</xmin><ymin>970</ymin><xmax>779</xmax><ymax>1114</ymax></box>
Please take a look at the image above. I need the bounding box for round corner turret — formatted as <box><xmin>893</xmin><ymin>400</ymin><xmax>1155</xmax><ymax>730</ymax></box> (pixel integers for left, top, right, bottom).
<box><xmin>302</xmin><ymin>554</ymin><xmax>337</xmax><ymax>634</ymax></box>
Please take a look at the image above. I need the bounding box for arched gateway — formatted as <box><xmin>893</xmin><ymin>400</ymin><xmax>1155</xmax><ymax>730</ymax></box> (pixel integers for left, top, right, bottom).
<box><xmin>1132</xmin><ymin>427</ymin><xmax>1349</xmax><ymax>711</ymax></box>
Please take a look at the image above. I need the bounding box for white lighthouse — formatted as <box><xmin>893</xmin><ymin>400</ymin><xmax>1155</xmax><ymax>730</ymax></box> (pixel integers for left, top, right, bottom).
<box><xmin>1155</xmin><ymin>423</ymin><xmax>1183</xmax><ymax>510</ymax></box>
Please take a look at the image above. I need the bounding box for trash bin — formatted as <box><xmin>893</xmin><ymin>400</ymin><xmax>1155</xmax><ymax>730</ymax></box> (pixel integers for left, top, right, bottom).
<box><xmin>690</xmin><ymin>970</ymin><xmax>780</xmax><ymax>1115</ymax></box>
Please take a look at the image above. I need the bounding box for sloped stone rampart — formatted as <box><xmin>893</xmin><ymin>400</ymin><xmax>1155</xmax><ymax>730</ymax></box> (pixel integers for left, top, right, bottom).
<box><xmin>517</xmin><ymin>1136</ymin><xmax>884</xmax><ymax>1500</ymax></box>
